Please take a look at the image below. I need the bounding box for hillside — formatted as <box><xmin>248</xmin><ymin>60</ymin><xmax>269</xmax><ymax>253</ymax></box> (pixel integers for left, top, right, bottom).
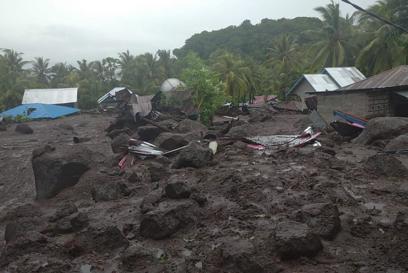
<box><xmin>174</xmin><ymin>17</ymin><xmax>323</xmax><ymax>61</ymax></box>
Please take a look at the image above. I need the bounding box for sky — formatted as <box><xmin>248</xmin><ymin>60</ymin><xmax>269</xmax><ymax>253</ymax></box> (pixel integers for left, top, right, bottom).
<box><xmin>0</xmin><ymin>0</ymin><xmax>377</xmax><ymax>64</ymax></box>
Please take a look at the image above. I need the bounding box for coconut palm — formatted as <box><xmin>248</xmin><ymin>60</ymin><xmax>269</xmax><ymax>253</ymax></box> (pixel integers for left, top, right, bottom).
<box><xmin>356</xmin><ymin>0</ymin><xmax>408</xmax><ymax>75</ymax></box>
<box><xmin>267</xmin><ymin>34</ymin><xmax>299</xmax><ymax>71</ymax></box>
<box><xmin>311</xmin><ymin>1</ymin><xmax>355</xmax><ymax>68</ymax></box>
<box><xmin>32</xmin><ymin>57</ymin><xmax>51</xmax><ymax>85</ymax></box>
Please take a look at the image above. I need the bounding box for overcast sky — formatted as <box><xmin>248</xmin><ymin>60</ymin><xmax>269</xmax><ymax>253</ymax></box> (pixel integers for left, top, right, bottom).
<box><xmin>0</xmin><ymin>0</ymin><xmax>376</xmax><ymax>64</ymax></box>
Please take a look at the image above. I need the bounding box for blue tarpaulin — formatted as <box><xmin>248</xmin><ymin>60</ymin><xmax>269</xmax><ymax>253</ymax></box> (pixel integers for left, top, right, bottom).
<box><xmin>0</xmin><ymin>103</ymin><xmax>80</xmax><ymax>119</ymax></box>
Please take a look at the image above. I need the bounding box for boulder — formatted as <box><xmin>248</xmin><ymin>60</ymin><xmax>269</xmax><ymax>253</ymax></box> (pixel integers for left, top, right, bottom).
<box><xmin>32</xmin><ymin>145</ymin><xmax>92</xmax><ymax>200</ymax></box>
<box><xmin>111</xmin><ymin>133</ymin><xmax>130</xmax><ymax>154</ymax></box>
<box><xmin>354</xmin><ymin>117</ymin><xmax>408</xmax><ymax>145</ymax></box>
<box><xmin>173</xmin><ymin>142</ymin><xmax>213</xmax><ymax>169</ymax></box>
<box><xmin>295</xmin><ymin>203</ymin><xmax>341</xmax><ymax>240</ymax></box>
<box><xmin>69</xmin><ymin>226</ymin><xmax>128</xmax><ymax>256</ymax></box>
<box><xmin>155</xmin><ymin>132</ymin><xmax>189</xmax><ymax>151</ymax></box>
<box><xmin>120</xmin><ymin>243</ymin><xmax>163</xmax><ymax>272</ymax></box>
<box><xmin>49</xmin><ymin>203</ymin><xmax>78</xmax><ymax>222</ymax></box>
<box><xmin>140</xmin><ymin>200</ymin><xmax>198</xmax><ymax>239</ymax></box>
<box><xmin>176</xmin><ymin>119</ymin><xmax>207</xmax><ymax>134</ymax></box>
<box><xmin>15</xmin><ymin>123</ymin><xmax>33</xmax><ymax>134</ymax></box>
<box><xmin>125</xmin><ymin>164</ymin><xmax>152</xmax><ymax>184</ymax></box>
<box><xmin>140</xmin><ymin>189</ymin><xmax>163</xmax><ymax>214</ymax></box>
<box><xmin>145</xmin><ymin>160</ymin><xmax>170</xmax><ymax>182</ymax></box>
<box><xmin>137</xmin><ymin>126</ymin><xmax>162</xmax><ymax>141</ymax></box>
<box><xmin>274</xmin><ymin>220</ymin><xmax>323</xmax><ymax>260</ymax></box>
<box><xmin>91</xmin><ymin>179</ymin><xmax>131</xmax><ymax>202</ymax></box>
<box><xmin>385</xmin><ymin>135</ymin><xmax>408</xmax><ymax>152</ymax></box>
<box><xmin>365</xmin><ymin>154</ymin><xmax>408</xmax><ymax>178</ymax></box>
<box><xmin>165</xmin><ymin>181</ymin><xmax>191</xmax><ymax>199</ymax></box>
<box><xmin>220</xmin><ymin>238</ymin><xmax>265</xmax><ymax>273</ymax></box>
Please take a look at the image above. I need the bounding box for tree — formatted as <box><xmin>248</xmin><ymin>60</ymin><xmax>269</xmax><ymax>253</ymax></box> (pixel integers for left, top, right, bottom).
<box><xmin>210</xmin><ymin>50</ymin><xmax>254</xmax><ymax>104</ymax></box>
<box><xmin>180</xmin><ymin>53</ymin><xmax>225</xmax><ymax>124</ymax></box>
<box><xmin>356</xmin><ymin>0</ymin><xmax>408</xmax><ymax>75</ymax></box>
<box><xmin>311</xmin><ymin>1</ymin><xmax>355</xmax><ymax>68</ymax></box>
<box><xmin>32</xmin><ymin>57</ymin><xmax>51</xmax><ymax>85</ymax></box>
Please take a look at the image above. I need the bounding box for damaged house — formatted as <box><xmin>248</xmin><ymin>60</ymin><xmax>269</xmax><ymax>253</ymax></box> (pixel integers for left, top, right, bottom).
<box><xmin>287</xmin><ymin>67</ymin><xmax>366</xmax><ymax>111</ymax></box>
<box><xmin>97</xmin><ymin>87</ymin><xmax>133</xmax><ymax>109</ymax></box>
<box><xmin>309</xmin><ymin>65</ymin><xmax>408</xmax><ymax>122</ymax></box>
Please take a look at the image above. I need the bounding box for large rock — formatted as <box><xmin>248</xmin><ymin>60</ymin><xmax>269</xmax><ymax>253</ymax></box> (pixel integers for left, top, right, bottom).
<box><xmin>68</xmin><ymin>226</ymin><xmax>128</xmax><ymax>256</ymax></box>
<box><xmin>295</xmin><ymin>203</ymin><xmax>341</xmax><ymax>240</ymax></box>
<box><xmin>91</xmin><ymin>179</ymin><xmax>131</xmax><ymax>202</ymax></box>
<box><xmin>385</xmin><ymin>135</ymin><xmax>408</xmax><ymax>152</ymax></box>
<box><xmin>111</xmin><ymin>133</ymin><xmax>130</xmax><ymax>154</ymax></box>
<box><xmin>220</xmin><ymin>238</ymin><xmax>265</xmax><ymax>273</ymax></box>
<box><xmin>155</xmin><ymin>132</ymin><xmax>189</xmax><ymax>150</ymax></box>
<box><xmin>354</xmin><ymin>117</ymin><xmax>408</xmax><ymax>145</ymax></box>
<box><xmin>140</xmin><ymin>200</ymin><xmax>198</xmax><ymax>239</ymax></box>
<box><xmin>32</xmin><ymin>145</ymin><xmax>92</xmax><ymax>199</ymax></box>
<box><xmin>365</xmin><ymin>154</ymin><xmax>408</xmax><ymax>178</ymax></box>
<box><xmin>173</xmin><ymin>142</ymin><xmax>213</xmax><ymax>169</ymax></box>
<box><xmin>15</xmin><ymin>123</ymin><xmax>33</xmax><ymax>134</ymax></box>
<box><xmin>176</xmin><ymin>119</ymin><xmax>207</xmax><ymax>134</ymax></box>
<box><xmin>274</xmin><ymin>220</ymin><xmax>323</xmax><ymax>260</ymax></box>
<box><xmin>165</xmin><ymin>181</ymin><xmax>191</xmax><ymax>199</ymax></box>
<box><xmin>137</xmin><ymin>125</ymin><xmax>162</xmax><ymax>141</ymax></box>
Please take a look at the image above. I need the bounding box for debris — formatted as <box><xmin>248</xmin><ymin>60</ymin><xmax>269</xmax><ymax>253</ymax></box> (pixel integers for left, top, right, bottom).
<box><xmin>309</xmin><ymin>110</ymin><xmax>328</xmax><ymax>130</ymax></box>
<box><xmin>73</xmin><ymin>136</ymin><xmax>91</xmax><ymax>144</ymax></box>
<box><xmin>128</xmin><ymin>140</ymin><xmax>164</xmax><ymax>157</ymax></box>
<box><xmin>245</xmin><ymin>127</ymin><xmax>321</xmax><ymax>150</ymax></box>
<box><xmin>209</xmin><ymin>141</ymin><xmax>218</xmax><ymax>155</ymax></box>
<box><xmin>15</xmin><ymin>123</ymin><xmax>34</xmax><ymax>134</ymax></box>
<box><xmin>385</xmin><ymin>135</ymin><xmax>408</xmax><ymax>152</ymax></box>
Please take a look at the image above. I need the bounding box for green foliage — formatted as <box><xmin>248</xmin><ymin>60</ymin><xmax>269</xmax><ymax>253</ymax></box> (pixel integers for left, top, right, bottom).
<box><xmin>180</xmin><ymin>53</ymin><xmax>225</xmax><ymax>124</ymax></box>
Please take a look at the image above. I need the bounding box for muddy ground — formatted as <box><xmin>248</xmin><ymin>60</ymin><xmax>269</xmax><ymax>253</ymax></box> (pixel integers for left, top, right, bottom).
<box><xmin>1</xmin><ymin>111</ymin><xmax>408</xmax><ymax>273</ymax></box>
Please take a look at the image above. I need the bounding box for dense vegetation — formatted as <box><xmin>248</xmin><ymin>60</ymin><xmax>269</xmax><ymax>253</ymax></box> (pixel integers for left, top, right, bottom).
<box><xmin>0</xmin><ymin>0</ymin><xmax>407</xmax><ymax>120</ymax></box>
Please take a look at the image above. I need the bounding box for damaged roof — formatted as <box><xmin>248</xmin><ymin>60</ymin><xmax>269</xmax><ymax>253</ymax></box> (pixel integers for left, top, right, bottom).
<box><xmin>97</xmin><ymin>87</ymin><xmax>133</xmax><ymax>104</ymax></box>
<box><xmin>322</xmin><ymin>67</ymin><xmax>366</xmax><ymax>87</ymax></box>
<box><xmin>340</xmin><ymin>65</ymin><xmax>408</xmax><ymax>91</ymax></box>
<box><xmin>23</xmin><ymin>88</ymin><xmax>78</xmax><ymax>105</ymax></box>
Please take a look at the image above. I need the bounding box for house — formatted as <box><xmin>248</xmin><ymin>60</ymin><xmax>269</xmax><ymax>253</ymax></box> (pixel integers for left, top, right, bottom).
<box><xmin>286</xmin><ymin>67</ymin><xmax>366</xmax><ymax>110</ymax></box>
<box><xmin>97</xmin><ymin>87</ymin><xmax>133</xmax><ymax>109</ymax></box>
<box><xmin>22</xmin><ymin>88</ymin><xmax>78</xmax><ymax>107</ymax></box>
<box><xmin>309</xmin><ymin>65</ymin><xmax>408</xmax><ymax>122</ymax></box>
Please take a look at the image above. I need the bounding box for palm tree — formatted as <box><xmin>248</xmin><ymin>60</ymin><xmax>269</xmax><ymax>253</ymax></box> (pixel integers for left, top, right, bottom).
<box><xmin>356</xmin><ymin>0</ymin><xmax>408</xmax><ymax>75</ymax></box>
<box><xmin>76</xmin><ymin>59</ymin><xmax>92</xmax><ymax>80</ymax></box>
<box><xmin>32</xmin><ymin>57</ymin><xmax>51</xmax><ymax>85</ymax></box>
<box><xmin>156</xmin><ymin>49</ymin><xmax>173</xmax><ymax>79</ymax></box>
<box><xmin>311</xmin><ymin>1</ymin><xmax>354</xmax><ymax>68</ymax></box>
<box><xmin>268</xmin><ymin>34</ymin><xmax>299</xmax><ymax>72</ymax></box>
<box><xmin>211</xmin><ymin>51</ymin><xmax>253</xmax><ymax>103</ymax></box>
<box><xmin>1</xmin><ymin>49</ymin><xmax>28</xmax><ymax>74</ymax></box>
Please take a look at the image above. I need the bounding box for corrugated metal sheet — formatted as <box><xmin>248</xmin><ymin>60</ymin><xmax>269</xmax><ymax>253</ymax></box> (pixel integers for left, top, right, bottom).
<box><xmin>23</xmin><ymin>88</ymin><xmax>78</xmax><ymax>105</ymax></box>
<box><xmin>1</xmin><ymin>103</ymin><xmax>79</xmax><ymax>119</ymax></box>
<box><xmin>304</xmin><ymin>74</ymin><xmax>339</xmax><ymax>92</ymax></box>
<box><xmin>130</xmin><ymin>94</ymin><xmax>155</xmax><ymax>118</ymax></box>
<box><xmin>340</xmin><ymin>66</ymin><xmax>408</xmax><ymax>91</ymax></box>
<box><xmin>323</xmin><ymin>67</ymin><xmax>366</xmax><ymax>87</ymax></box>
<box><xmin>97</xmin><ymin>87</ymin><xmax>132</xmax><ymax>104</ymax></box>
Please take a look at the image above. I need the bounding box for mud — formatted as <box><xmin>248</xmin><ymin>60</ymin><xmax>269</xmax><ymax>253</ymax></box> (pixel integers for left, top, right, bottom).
<box><xmin>1</xmin><ymin>112</ymin><xmax>408</xmax><ymax>272</ymax></box>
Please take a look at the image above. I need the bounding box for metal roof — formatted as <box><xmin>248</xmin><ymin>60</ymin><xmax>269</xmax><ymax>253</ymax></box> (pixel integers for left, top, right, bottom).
<box><xmin>97</xmin><ymin>87</ymin><xmax>132</xmax><ymax>104</ymax></box>
<box><xmin>340</xmin><ymin>66</ymin><xmax>408</xmax><ymax>91</ymax></box>
<box><xmin>23</xmin><ymin>88</ymin><xmax>78</xmax><ymax>105</ymax></box>
<box><xmin>303</xmin><ymin>74</ymin><xmax>339</xmax><ymax>92</ymax></box>
<box><xmin>323</xmin><ymin>67</ymin><xmax>366</xmax><ymax>87</ymax></box>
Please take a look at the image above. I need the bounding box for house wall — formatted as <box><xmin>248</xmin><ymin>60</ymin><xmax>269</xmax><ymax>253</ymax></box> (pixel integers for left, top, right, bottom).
<box><xmin>316</xmin><ymin>91</ymin><xmax>392</xmax><ymax>122</ymax></box>
<box><xmin>291</xmin><ymin>80</ymin><xmax>315</xmax><ymax>110</ymax></box>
